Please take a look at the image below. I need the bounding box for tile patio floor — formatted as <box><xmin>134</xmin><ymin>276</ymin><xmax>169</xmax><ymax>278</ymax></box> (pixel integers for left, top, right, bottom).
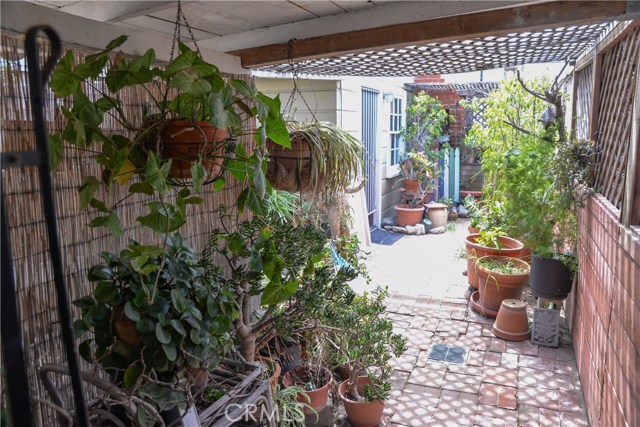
<box><xmin>349</xmin><ymin>220</ymin><xmax>590</xmax><ymax>427</ymax></box>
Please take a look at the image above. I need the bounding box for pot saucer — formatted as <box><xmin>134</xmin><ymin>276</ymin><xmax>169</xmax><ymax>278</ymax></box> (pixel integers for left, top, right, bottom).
<box><xmin>470</xmin><ymin>290</ymin><xmax>499</xmax><ymax>318</ymax></box>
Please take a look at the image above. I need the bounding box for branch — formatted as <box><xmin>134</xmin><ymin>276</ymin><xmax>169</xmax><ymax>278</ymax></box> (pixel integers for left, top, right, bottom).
<box><xmin>516</xmin><ymin>70</ymin><xmax>547</xmax><ymax>103</ymax></box>
<box><xmin>502</xmin><ymin>119</ymin><xmax>533</xmax><ymax>136</ymax></box>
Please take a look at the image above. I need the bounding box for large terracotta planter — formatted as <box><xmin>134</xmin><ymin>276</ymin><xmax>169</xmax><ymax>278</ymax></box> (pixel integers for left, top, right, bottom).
<box><xmin>156</xmin><ymin>120</ymin><xmax>229</xmax><ymax>181</ymax></box>
<box><xmin>530</xmin><ymin>254</ymin><xmax>574</xmax><ymax>299</ymax></box>
<box><xmin>426</xmin><ymin>203</ymin><xmax>448</xmax><ymax>228</ymax></box>
<box><xmin>395</xmin><ymin>205</ymin><xmax>425</xmax><ymax>227</ymax></box>
<box><xmin>465</xmin><ymin>234</ymin><xmax>524</xmax><ymax>289</ymax></box>
<box><xmin>266</xmin><ymin>137</ymin><xmax>313</xmax><ymax>192</ymax></box>
<box><xmin>282</xmin><ymin>366</ymin><xmax>333</xmax><ymax>414</ymax></box>
<box><xmin>473</xmin><ymin>255</ymin><xmax>530</xmax><ymax>318</ymax></box>
<box><xmin>338</xmin><ymin>376</ymin><xmax>385</xmax><ymax>427</ymax></box>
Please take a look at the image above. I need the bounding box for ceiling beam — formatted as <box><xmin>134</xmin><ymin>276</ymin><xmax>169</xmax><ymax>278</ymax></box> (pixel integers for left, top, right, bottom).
<box><xmin>232</xmin><ymin>1</ymin><xmax>632</xmax><ymax>68</ymax></box>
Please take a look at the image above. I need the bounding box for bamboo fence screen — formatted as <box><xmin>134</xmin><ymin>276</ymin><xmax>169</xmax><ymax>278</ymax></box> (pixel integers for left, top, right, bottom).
<box><xmin>1</xmin><ymin>31</ymin><xmax>252</xmax><ymax>424</ymax></box>
<box><xmin>593</xmin><ymin>26</ymin><xmax>640</xmax><ymax>209</ymax></box>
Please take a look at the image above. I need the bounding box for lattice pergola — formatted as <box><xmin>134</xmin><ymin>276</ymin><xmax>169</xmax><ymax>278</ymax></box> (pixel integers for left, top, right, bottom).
<box><xmin>257</xmin><ymin>23</ymin><xmax>613</xmax><ymax>76</ymax></box>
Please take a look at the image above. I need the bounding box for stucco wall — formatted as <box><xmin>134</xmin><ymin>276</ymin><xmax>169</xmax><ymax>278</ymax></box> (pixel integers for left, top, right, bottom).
<box><xmin>572</xmin><ymin>194</ymin><xmax>640</xmax><ymax>427</ymax></box>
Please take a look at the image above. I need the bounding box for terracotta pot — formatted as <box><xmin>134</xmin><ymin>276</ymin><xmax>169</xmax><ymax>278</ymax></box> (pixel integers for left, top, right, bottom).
<box><xmin>426</xmin><ymin>203</ymin><xmax>448</xmax><ymax>228</ymax></box>
<box><xmin>470</xmin><ymin>290</ymin><xmax>498</xmax><ymax>318</ymax></box>
<box><xmin>519</xmin><ymin>247</ymin><xmax>533</xmax><ymax>263</ymax></box>
<box><xmin>474</xmin><ymin>255</ymin><xmax>530</xmax><ymax>318</ymax></box>
<box><xmin>530</xmin><ymin>254</ymin><xmax>574</xmax><ymax>300</ymax></box>
<box><xmin>156</xmin><ymin>120</ymin><xmax>229</xmax><ymax>180</ymax></box>
<box><xmin>394</xmin><ymin>205</ymin><xmax>425</xmax><ymax>227</ymax></box>
<box><xmin>113</xmin><ymin>305</ymin><xmax>139</xmax><ymax>346</ymax></box>
<box><xmin>492</xmin><ymin>299</ymin><xmax>530</xmax><ymax>341</ymax></box>
<box><xmin>282</xmin><ymin>366</ymin><xmax>333</xmax><ymax>414</ymax></box>
<box><xmin>401</xmin><ymin>179</ymin><xmax>421</xmax><ymax>193</ymax></box>
<box><xmin>338</xmin><ymin>377</ymin><xmax>385</xmax><ymax>427</ymax></box>
<box><xmin>266</xmin><ymin>137</ymin><xmax>313</xmax><ymax>192</ymax></box>
<box><xmin>465</xmin><ymin>234</ymin><xmax>524</xmax><ymax>289</ymax></box>
<box><xmin>423</xmin><ymin>189</ymin><xmax>435</xmax><ymax>204</ymax></box>
<box><xmin>254</xmin><ymin>355</ymin><xmax>281</xmax><ymax>391</ymax></box>
<box><xmin>468</xmin><ymin>226</ymin><xmax>480</xmax><ymax>234</ymax></box>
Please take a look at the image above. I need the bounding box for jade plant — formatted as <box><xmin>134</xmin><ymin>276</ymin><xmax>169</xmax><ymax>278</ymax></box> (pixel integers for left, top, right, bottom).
<box><xmin>50</xmin><ymin>35</ymin><xmax>290</xmax><ymax>236</ymax></box>
<box><xmin>325</xmin><ymin>287</ymin><xmax>407</xmax><ymax>402</ymax></box>
<box><xmin>73</xmin><ymin>234</ymin><xmax>237</xmax><ymax>421</ymax></box>
<box><xmin>204</xmin><ymin>208</ymin><xmax>357</xmax><ymax>362</ymax></box>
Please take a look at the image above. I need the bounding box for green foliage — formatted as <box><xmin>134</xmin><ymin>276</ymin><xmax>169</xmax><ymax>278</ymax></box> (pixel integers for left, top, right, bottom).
<box><xmin>464</xmin><ymin>75</ymin><xmax>592</xmax><ymax>267</ymax></box>
<box><xmin>50</xmin><ymin>35</ymin><xmax>290</xmax><ymax>230</ymax></box>
<box><xmin>475</xmin><ymin>227</ymin><xmax>507</xmax><ymax>249</ymax></box>
<box><xmin>274</xmin><ymin>385</ymin><xmax>312</xmax><ymax>426</ymax></box>
<box><xmin>73</xmin><ymin>234</ymin><xmax>236</xmax><ymax>416</ymax></box>
<box><xmin>402</xmin><ymin>93</ymin><xmax>453</xmax><ymax>152</ymax></box>
<box><xmin>398</xmin><ymin>151</ymin><xmax>438</xmax><ymax>190</ymax></box>
<box><xmin>325</xmin><ymin>287</ymin><xmax>407</xmax><ymax>402</ymax></box>
<box><xmin>477</xmin><ymin>257</ymin><xmax>528</xmax><ymax>275</ymax></box>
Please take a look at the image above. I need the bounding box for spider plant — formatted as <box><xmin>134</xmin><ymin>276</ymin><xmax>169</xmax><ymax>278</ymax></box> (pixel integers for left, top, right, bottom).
<box><xmin>275</xmin><ymin>120</ymin><xmax>364</xmax><ymax>196</ymax></box>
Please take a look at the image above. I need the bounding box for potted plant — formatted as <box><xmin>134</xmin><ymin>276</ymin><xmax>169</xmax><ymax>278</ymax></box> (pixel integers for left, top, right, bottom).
<box><xmin>72</xmin><ymin>234</ymin><xmax>237</xmax><ymax>422</ymax></box>
<box><xmin>326</xmin><ymin>287</ymin><xmax>407</xmax><ymax>427</ymax></box>
<box><xmin>50</xmin><ymin>35</ymin><xmax>290</xmax><ymax>229</ymax></box>
<box><xmin>465</xmin><ymin>227</ymin><xmax>525</xmax><ymax>289</ymax></box>
<box><xmin>472</xmin><ymin>255</ymin><xmax>530</xmax><ymax>318</ymax></box>
<box><xmin>463</xmin><ymin>194</ymin><xmax>485</xmax><ymax>233</ymax></box>
<box><xmin>266</xmin><ymin>120</ymin><xmax>364</xmax><ymax>196</ymax></box>
<box><xmin>281</xmin><ymin>334</ymin><xmax>333</xmax><ymax>415</ymax></box>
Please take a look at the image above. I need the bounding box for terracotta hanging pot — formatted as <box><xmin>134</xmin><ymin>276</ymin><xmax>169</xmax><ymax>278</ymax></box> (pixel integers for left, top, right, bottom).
<box><xmin>266</xmin><ymin>137</ymin><xmax>313</xmax><ymax>192</ymax></box>
<box><xmin>154</xmin><ymin>120</ymin><xmax>230</xmax><ymax>182</ymax></box>
<box><xmin>282</xmin><ymin>366</ymin><xmax>333</xmax><ymax>414</ymax></box>
<box><xmin>395</xmin><ymin>204</ymin><xmax>425</xmax><ymax>227</ymax></box>
<box><xmin>473</xmin><ymin>255</ymin><xmax>530</xmax><ymax>318</ymax></box>
<box><xmin>465</xmin><ymin>234</ymin><xmax>524</xmax><ymax>289</ymax></box>
<box><xmin>492</xmin><ymin>299</ymin><xmax>530</xmax><ymax>341</ymax></box>
<box><xmin>401</xmin><ymin>179</ymin><xmax>420</xmax><ymax>193</ymax></box>
<box><xmin>338</xmin><ymin>376</ymin><xmax>385</xmax><ymax>427</ymax></box>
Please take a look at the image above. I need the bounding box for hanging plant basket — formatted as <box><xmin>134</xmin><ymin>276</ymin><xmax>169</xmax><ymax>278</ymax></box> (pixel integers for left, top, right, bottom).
<box><xmin>266</xmin><ymin>121</ymin><xmax>364</xmax><ymax>195</ymax></box>
<box><xmin>146</xmin><ymin>120</ymin><xmax>236</xmax><ymax>187</ymax></box>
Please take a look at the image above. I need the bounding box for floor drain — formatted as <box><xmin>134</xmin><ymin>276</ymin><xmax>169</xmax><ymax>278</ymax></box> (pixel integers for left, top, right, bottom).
<box><xmin>428</xmin><ymin>344</ymin><xmax>466</xmax><ymax>364</ymax></box>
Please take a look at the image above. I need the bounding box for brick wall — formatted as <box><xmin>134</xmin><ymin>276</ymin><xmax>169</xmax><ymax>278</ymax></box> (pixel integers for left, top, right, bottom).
<box><xmin>573</xmin><ymin>194</ymin><xmax>640</xmax><ymax>427</ymax></box>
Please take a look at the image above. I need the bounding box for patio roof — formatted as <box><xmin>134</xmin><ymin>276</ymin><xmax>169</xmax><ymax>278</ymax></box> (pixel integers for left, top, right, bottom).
<box><xmin>405</xmin><ymin>82</ymin><xmax>500</xmax><ymax>95</ymax></box>
<box><xmin>254</xmin><ymin>22</ymin><xmax>613</xmax><ymax>77</ymax></box>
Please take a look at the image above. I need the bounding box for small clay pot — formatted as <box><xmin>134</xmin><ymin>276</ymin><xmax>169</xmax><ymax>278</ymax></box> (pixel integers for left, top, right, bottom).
<box><xmin>282</xmin><ymin>366</ymin><xmax>333</xmax><ymax>414</ymax></box>
<box><xmin>468</xmin><ymin>225</ymin><xmax>480</xmax><ymax>234</ymax></box>
<box><xmin>254</xmin><ymin>355</ymin><xmax>281</xmax><ymax>391</ymax></box>
<box><xmin>492</xmin><ymin>299</ymin><xmax>530</xmax><ymax>341</ymax></box>
<box><xmin>338</xmin><ymin>376</ymin><xmax>385</xmax><ymax>427</ymax></box>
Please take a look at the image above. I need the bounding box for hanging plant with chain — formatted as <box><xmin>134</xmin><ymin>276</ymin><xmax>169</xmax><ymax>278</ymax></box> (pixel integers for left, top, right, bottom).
<box><xmin>266</xmin><ymin>45</ymin><xmax>364</xmax><ymax>197</ymax></box>
<box><xmin>49</xmin><ymin>1</ymin><xmax>290</xmax><ymax>235</ymax></box>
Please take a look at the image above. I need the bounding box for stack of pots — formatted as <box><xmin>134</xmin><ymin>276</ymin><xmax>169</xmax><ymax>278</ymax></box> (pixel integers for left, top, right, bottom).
<box><xmin>464</xmin><ymin>233</ymin><xmax>525</xmax><ymax>290</ymax></box>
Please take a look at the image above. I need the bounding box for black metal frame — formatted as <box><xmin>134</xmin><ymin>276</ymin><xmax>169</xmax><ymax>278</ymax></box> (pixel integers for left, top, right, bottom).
<box><xmin>1</xmin><ymin>26</ymin><xmax>89</xmax><ymax>426</ymax></box>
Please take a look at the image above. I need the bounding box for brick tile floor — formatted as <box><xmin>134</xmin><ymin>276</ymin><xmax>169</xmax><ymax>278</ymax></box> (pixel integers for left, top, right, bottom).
<box><xmin>344</xmin><ymin>221</ymin><xmax>591</xmax><ymax>427</ymax></box>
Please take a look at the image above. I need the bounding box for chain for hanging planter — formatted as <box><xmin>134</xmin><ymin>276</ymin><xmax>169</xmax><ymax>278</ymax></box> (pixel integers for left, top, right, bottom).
<box><xmin>153</xmin><ymin>0</ymin><xmax>237</xmax><ymax>188</ymax></box>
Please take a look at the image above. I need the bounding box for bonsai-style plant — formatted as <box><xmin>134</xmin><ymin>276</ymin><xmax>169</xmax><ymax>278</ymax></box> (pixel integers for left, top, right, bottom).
<box><xmin>204</xmin><ymin>208</ymin><xmax>357</xmax><ymax>362</ymax></box>
<box><xmin>326</xmin><ymin>287</ymin><xmax>406</xmax><ymax>427</ymax></box>
<box><xmin>266</xmin><ymin>120</ymin><xmax>364</xmax><ymax>195</ymax></box>
<box><xmin>402</xmin><ymin>92</ymin><xmax>453</xmax><ymax>152</ymax></box>
<box><xmin>50</xmin><ymin>35</ymin><xmax>290</xmax><ymax>235</ymax></box>
<box><xmin>72</xmin><ymin>234</ymin><xmax>237</xmax><ymax>421</ymax></box>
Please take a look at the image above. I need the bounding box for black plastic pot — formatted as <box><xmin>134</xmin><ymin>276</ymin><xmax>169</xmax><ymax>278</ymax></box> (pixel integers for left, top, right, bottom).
<box><xmin>530</xmin><ymin>255</ymin><xmax>574</xmax><ymax>300</ymax></box>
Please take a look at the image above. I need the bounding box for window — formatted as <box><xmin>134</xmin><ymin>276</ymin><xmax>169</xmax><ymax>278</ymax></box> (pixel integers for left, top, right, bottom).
<box><xmin>390</xmin><ymin>97</ymin><xmax>403</xmax><ymax>166</ymax></box>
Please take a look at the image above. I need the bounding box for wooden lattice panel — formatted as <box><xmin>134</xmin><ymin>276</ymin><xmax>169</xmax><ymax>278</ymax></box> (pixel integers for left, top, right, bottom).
<box><xmin>259</xmin><ymin>23</ymin><xmax>612</xmax><ymax>76</ymax></box>
<box><xmin>574</xmin><ymin>63</ymin><xmax>593</xmax><ymax>140</ymax></box>
<box><xmin>594</xmin><ymin>26</ymin><xmax>640</xmax><ymax>210</ymax></box>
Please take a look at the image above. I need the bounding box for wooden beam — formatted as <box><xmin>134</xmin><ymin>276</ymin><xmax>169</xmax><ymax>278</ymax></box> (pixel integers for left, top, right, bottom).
<box><xmin>622</xmin><ymin>59</ymin><xmax>640</xmax><ymax>226</ymax></box>
<box><xmin>232</xmin><ymin>1</ymin><xmax>630</xmax><ymax>68</ymax></box>
<box><xmin>589</xmin><ymin>54</ymin><xmax>603</xmax><ymax>142</ymax></box>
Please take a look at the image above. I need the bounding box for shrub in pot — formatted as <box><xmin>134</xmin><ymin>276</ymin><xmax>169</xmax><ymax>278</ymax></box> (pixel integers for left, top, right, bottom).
<box><xmin>73</xmin><ymin>234</ymin><xmax>237</xmax><ymax>421</ymax></box>
<box><xmin>325</xmin><ymin>287</ymin><xmax>407</xmax><ymax>427</ymax></box>
<box><xmin>473</xmin><ymin>255</ymin><xmax>530</xmax><ymax>318</ymax></box>
<box><xmin>465</xmin><ymin>228</ymin><xmax>524</xmax><ymax>289</ymax></box>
